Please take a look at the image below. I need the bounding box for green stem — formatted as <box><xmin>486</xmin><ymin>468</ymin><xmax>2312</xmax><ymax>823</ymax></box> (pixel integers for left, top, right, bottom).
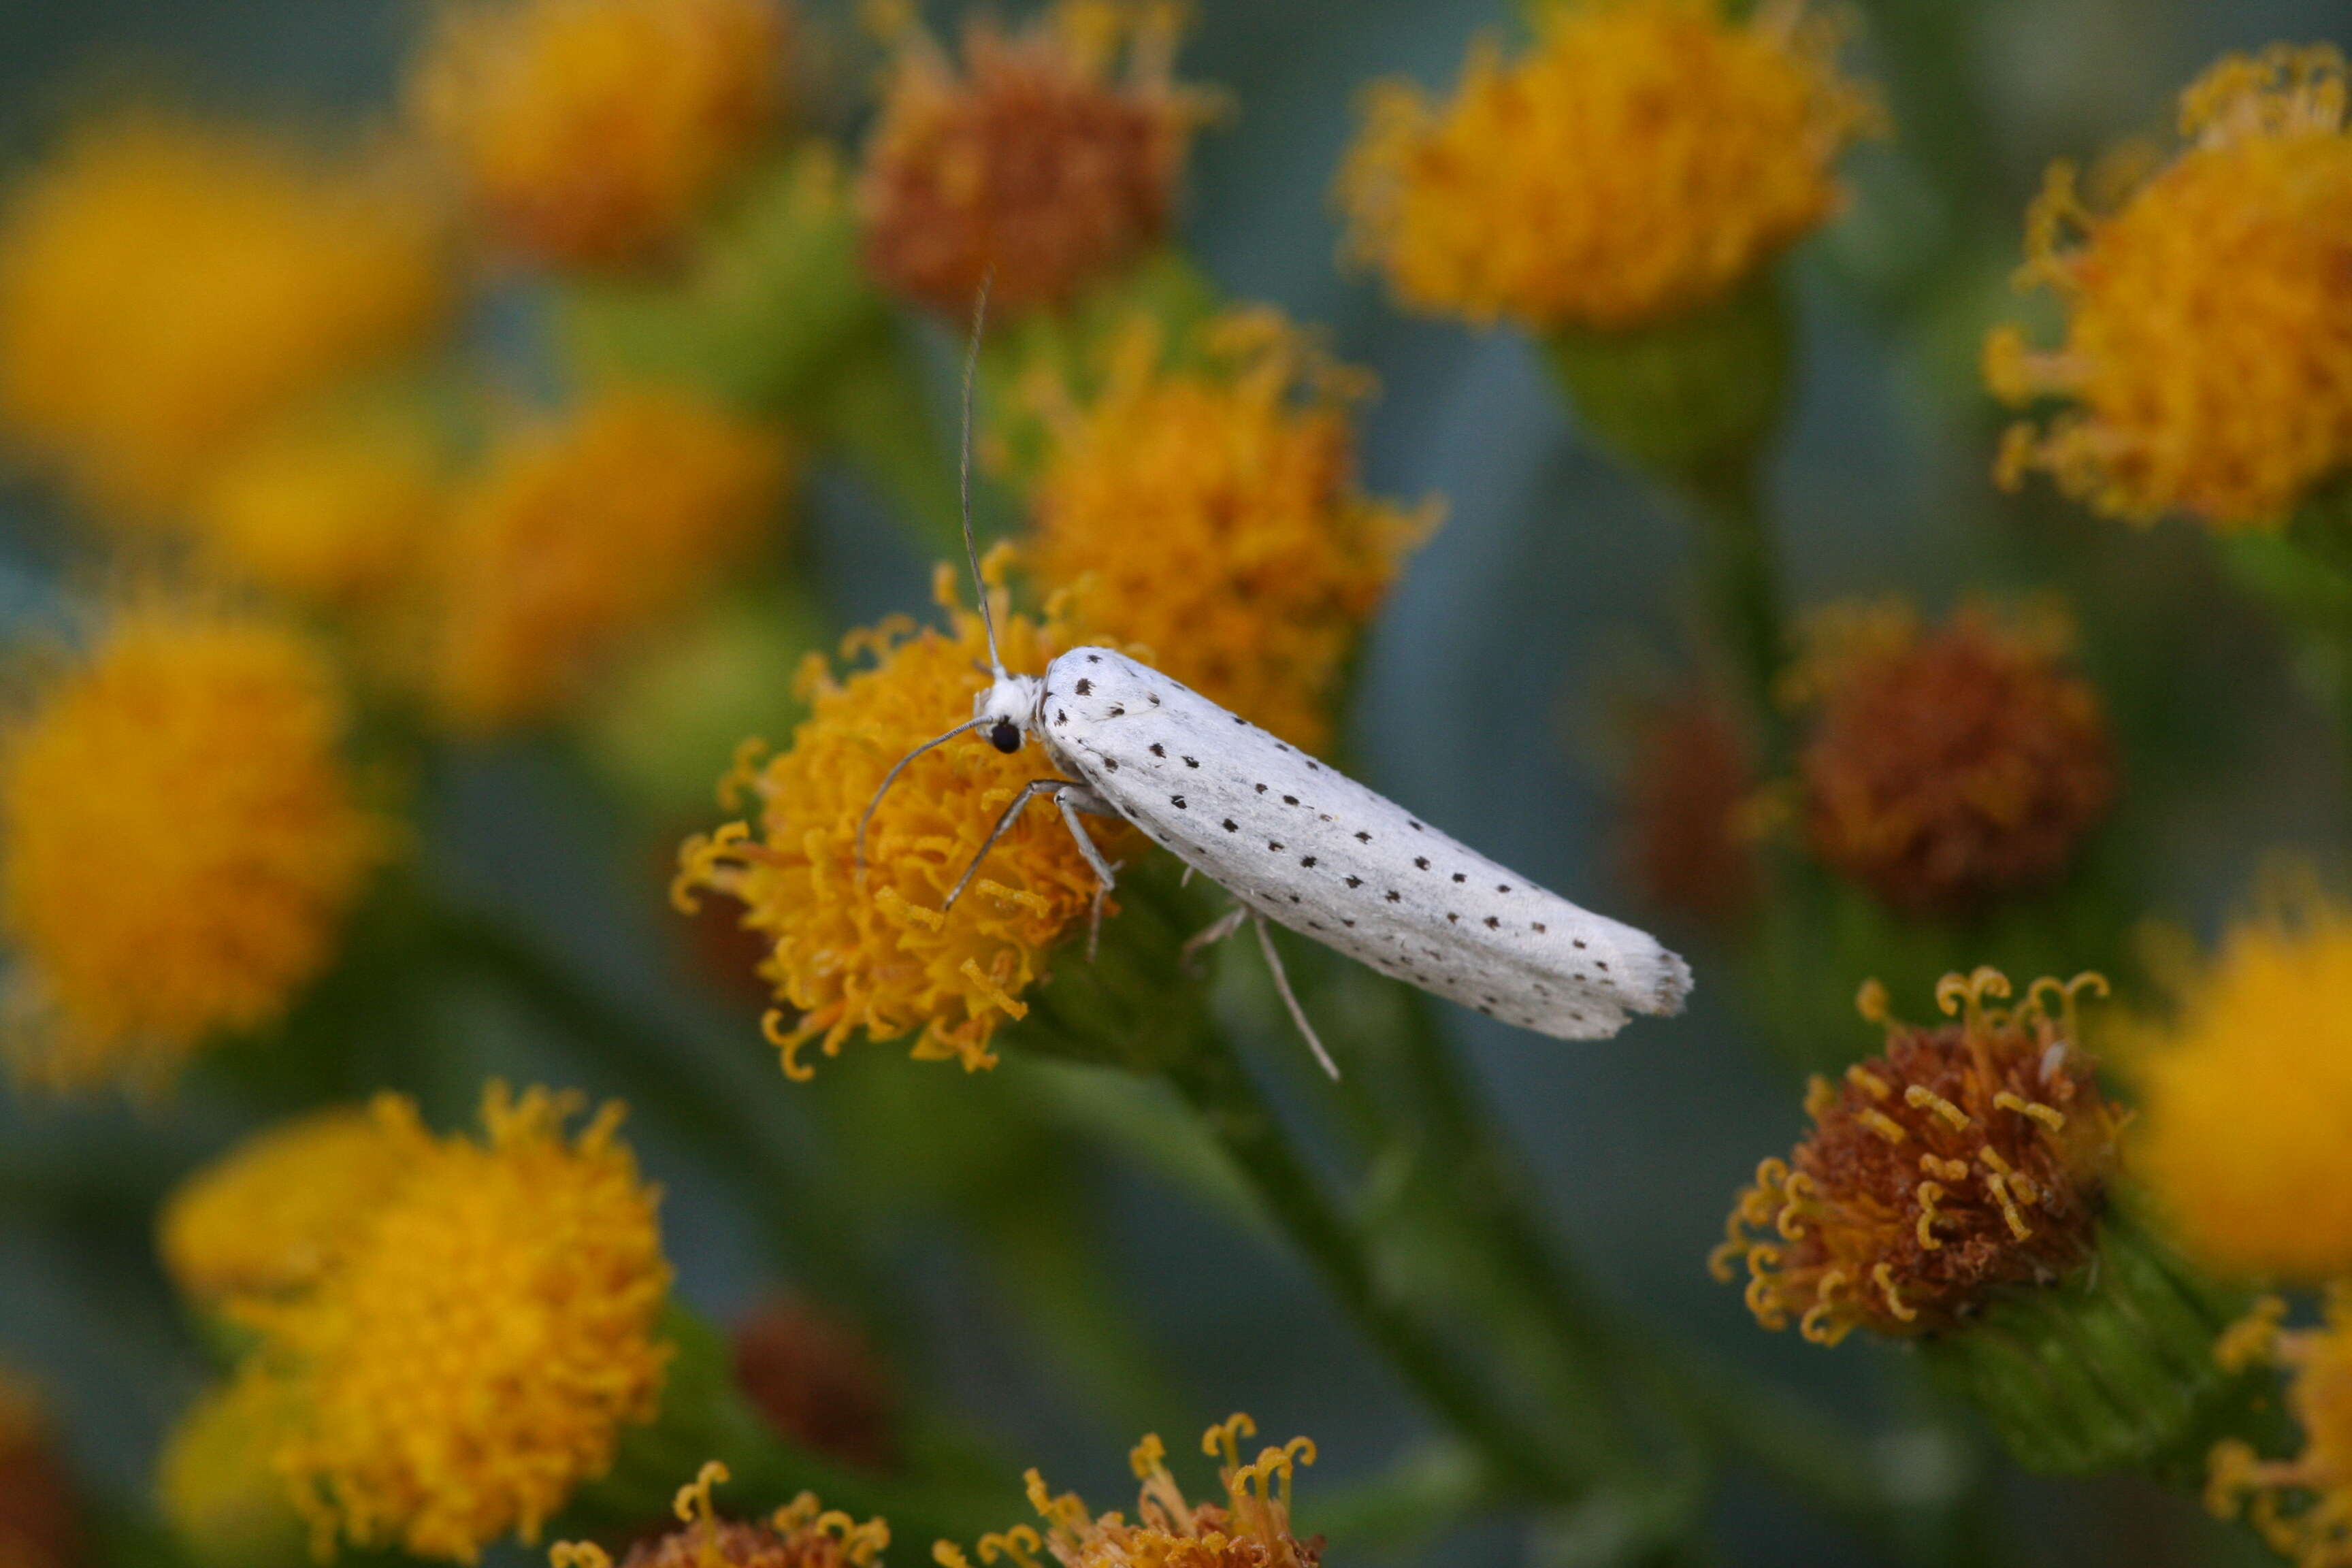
<box><xmin>1681</xmin><ymin>455</ymin><xmax>1790</xmax><ymax>749</ymax></box>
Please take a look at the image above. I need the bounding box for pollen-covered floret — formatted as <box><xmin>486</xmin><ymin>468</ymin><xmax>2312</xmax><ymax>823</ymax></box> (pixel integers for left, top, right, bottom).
<box><xmin>1713</xmin><ymin>969</ymin><xmax>2124</xmax><ymax>1345</ymax></box>
<box><xmin>2209</xmin><ymin>1288</ymin><xmax>2352</xmax><ymax>1567</ymax></box>
<box><xmin>551</xmin><ymin>1460</ymin><xmax>885</xmax><ymax>1568</ymax></box>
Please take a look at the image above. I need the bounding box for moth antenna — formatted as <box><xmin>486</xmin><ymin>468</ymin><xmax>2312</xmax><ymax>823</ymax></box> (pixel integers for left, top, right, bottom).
<box><xmin>960</xmin><ymin>274</ymin><xmax>1006</xmax><ymax>679</ymax></box>
<box><xmin>855</xmin><ymin>717</ymin><xmax>990</xmax><ymax>872</ymax></box>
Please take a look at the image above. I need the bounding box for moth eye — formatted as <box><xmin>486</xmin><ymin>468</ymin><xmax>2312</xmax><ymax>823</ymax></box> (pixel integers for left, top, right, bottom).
<box><xmin>988</xmin><ymin>719</ymin><xmax>1022</xmax><ymax>753</ymax></box>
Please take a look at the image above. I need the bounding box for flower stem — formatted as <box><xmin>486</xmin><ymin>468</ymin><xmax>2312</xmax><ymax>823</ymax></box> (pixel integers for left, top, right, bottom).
<box><xmin>1680</xmin><ymin>455</ymin><xmax>1790</xmax><ymax>751</ymax></box>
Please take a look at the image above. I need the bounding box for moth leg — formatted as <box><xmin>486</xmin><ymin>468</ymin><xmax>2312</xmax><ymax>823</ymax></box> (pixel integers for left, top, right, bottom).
<box><xmin>1049</xmin><ymin>784</ymin><xmax>1121</xmax><ymax>961</ymax></box>
<box><xmin>943</xmin><ymin>777</ymin><xmax>1078</xmax><ymax>912</ymax></box>
<box><xmin>1179</xmin><ymin>904</ymin><xmax>1250</xmax><ymax>973</ymax></box>
<box><xmin>1254</xmin><ymin>916</ymin><xmax>1339</xmax><ymax>1081</ymax></box>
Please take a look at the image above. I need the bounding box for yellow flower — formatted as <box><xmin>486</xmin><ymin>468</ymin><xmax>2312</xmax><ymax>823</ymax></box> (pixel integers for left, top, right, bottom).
<box><xmin>935</xmin><ymin>1414</ymin><xmax>1319</xmax><ymax>1568</ymax></box>
<box><xmin>431</xmin><ymin>384</ymin><xmax>791</xmax><ymax>730</ymax></box>
<box><xmin>1712</xmin><ymin>969</ymin><xmax>2124</xmax><ymax>1346</ymax></box>
<box><xmin>1987</xmin><ymin>46</ymin><xmax>2352</xmax><ymax>529</ymax></box>
<box><xmin>244</xmin><ymin>1085</ymin><xmax>672</xmax><ymax>1563</ymax></box>
<box><xmin>0</xmin><ymin>114</ymin><xmax>449</xmax><ymax>523</ymax></box>
<box><xmin>159</xmin><ymin>1106</ymin><xmax>410</xmax><ymax>1308</ymax></box>
<box><xmin>1786</xmin><ymin>600</ymin><xmax>2118</xmax><ymax>915</ymax></box>
<box><xmin>673</xmin><ymin>566</ymin><xmax>1113</xmax><ymax>1079</ymax></box>
<box><xmin>158</xmin><ymin>1371</ymin><xmax>307</xmax><ymax>1568</ymax></box>
<box><xmin>0</xmin><ymin>604</ymin><xmax>387</xmax><ymax>1091</ymax></box>
<box><xmin>858</xmin><ymin>1</ymin><xmax>1213</xmax><ymax>316</ymax></box>
<box><xmin>2210</xmin><ymin>1289</ymin><xmax>2352</xmax><ymax>1567</ymax></box>
<box><xmin>411</xmin><ymin>0</ymin><xmax>787</xmax><ymax>270</ymax></box>
<box><xmin>193</xmin><ymin>402</ymin><xmax>447</xmax><ymax>610</ymax></box>
<box><xmin>2134</xmin><ymin>889</ymin><xmax>2352</xmax><ymax>1281</ymax></box>
<box><xmin>1337</xmin><ymin>0</ymin><xmax>1874</xmax><ymax>333</ymax></box>
<box><xmin>551</xmin><ymin>1460</ymin><xmax>885</xmax><ymax>1568</ymax></box>
<box><xmin>1024</xmin><ymin>310</ymin><xmax>1433</xmax><ymax>755</ymax></box>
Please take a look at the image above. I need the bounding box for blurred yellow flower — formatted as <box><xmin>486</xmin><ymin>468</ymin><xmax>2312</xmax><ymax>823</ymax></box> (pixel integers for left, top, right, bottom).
<box><xmin>1787</xmin><ymin>600</ymin><xmax>2117</xmax><ymax>915</ymax></box>
<box><xmin>431</xmin><ymin>384</ymin><xmax>791</xmax><ymax>730</ymax></box>
<box><xmin>246</xmin><ymin>1085</ymin><xmax>671</xmax><ymax>1564</ymax></box>
<box><xmin>2135</xmin><ymin>889</ymin><xmax>2352</xmax><ymax>1281</ymax></box>
<box><xmin>551</xmin><ymin>1460</ymin><xmax>885</xmax><ymax>1568</ymax></box>
<box><xmin>673</xmin><ymin>566</ymin><xmax>1113</xmax><ymax>1079</ymax></box>
<box><xmin>159</xmin><ymin>1105</ymin><xmax>408</xmax><ymax>1308</ymax></box>
<box><xmin>934</xmin><ymin>1414</ymin><xmax>1320</xmax><ymax>1568</ymax></box>
<box><xmin>412</xmin><ymin>0</ymin><xmax>787</xmax><ymax>270</ymax></box>
<box><xmin>1712</xmin><ymin>969</ymin><xmax>2123</xmax><ymax>1346</ymax></box>
<box><xmin>2210</xmin><ymin>1288</ymin><xmax>2352</xmax><ymax>1568</ymax></box>
<box><xmin>0</xmin><ymin>604</ymin><xmax>387</xmax><ymax>1091</ymax></box>
<box><xmin>158</xmin><ymin>1371</ymin><xmax>306</xmax><ymax>1568</ymax></box>
<box><xmin>194</xmin><ymin>402</ymin><xmax>447</xmax><ymax>609</ymax></box>
<box><xmin>0</xmin><ymin>114</ymin><xmax>449</xmax><ymax>522</ymax></box>
<box><xmin>1337</xmin><ymin>0</ymin><xmax>1874</xmax><ymax>333</ymax></box>
<box><xmin>858</xmin><ymin>1</ymin><xmax>1215</xmax><ymax>315</ymax></box>
<box><xmin>1026</xmin><ymin>310</ymin><xmax>1433</xmax><ymax>755</ymax></box>
<box><xmin>1988</xmin><ymin>45</ymin><xmax>2352</xmax><ymax>529</ymax></box>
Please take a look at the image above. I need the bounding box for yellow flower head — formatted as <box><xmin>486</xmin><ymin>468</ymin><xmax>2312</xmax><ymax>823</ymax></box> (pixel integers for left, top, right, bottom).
<box><xmin>1786</xmin><ymin>599</ymin><xmax>2117</xmax><ymax>915</ymax></box>
<box><xmin>1987</xmin><ymin>46</ymin><xmax>2352</xmax><ymax>529</ymax></box>
<box><xmin>934</xmin><ymin>1414</ymin><xmax>1320</xmax><ymax>1568</ymax></box>
<box><xmin>673</xmin><ymin>565</ymin><xmax>1114</xmax><ymax>1079</ymax></box>
<box><xmin>2210</xmin><ymin>1289</ymin><xmax>2352</xmax><ymax>1568</ymax></box>
<box><xmin>412</xmin><ymin>0</ymin><xmax>787</xmax><ymax>270</ymax></box>
<box><xmin>246</xmin><ymin>1085</ymin><xmax>672</xmax><ymax>1564</ymax></box>
<box><xmin>551</xmin><ymin>1460</ymin><xmax>886</xmax><ymax>1568</ymax></box>
<box><xmin>0</xmin><ymin>604</ymin><xmax>387</xmax><ymax>1091</ymax></box>
<box><xmin>159</xmin><ymin>1105</ymin><xmax>410</xmax><ymax>1308</ymax></box>
<box><xmin>2134</xmin><ymin>887</ymin><xmax>2352</xmax><ymax>1281</ymax></box>
<box><xmin>159</xmin><ymin>1370</ymin><xmax>307</xmax><ymax>1568</ymax></box>
<box><xmin>0</xmin><ymin>114</ymin><xmax>450</xmax><ymax>522</ymax></box>
<box><xmin>1338</xmin><ymin>0</ymin><xmax>1875</xmax><ymax>333</ymax></box>
<box><xmin>1024</xmin><ymin>310</ymin><xmax>1434</xmax><ymax>755</ymax></box>
<box><xmin>858</xmin><ymin>1</ymin><xmax>1216</xmax><ymax>315</ymax></box>
<box><xmin>1712</xmin><ymin>969</ymin><xmax>2124</xmax><ymax>1346</ymax></box>
<box><xmin>194</xmin><ymin>401</ymin><xmax>448</xmax><ymax>609</ymax></box>
<box><xmin>431</xmin><ymin>383</ymin><xmax>791</xmax><ymax>730</ymax></box>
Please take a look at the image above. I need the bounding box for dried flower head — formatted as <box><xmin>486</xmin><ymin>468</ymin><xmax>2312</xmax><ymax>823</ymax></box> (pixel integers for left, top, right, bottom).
<box><xmin>160</xmin><ymin>1105</ymin><xmax>410</xmax><ymax>1308</ymax></box>
<box><xmin>1024</xmin><ymin>310</ymin><xmax>1433</xmax><ymax>754</ymax></box>
<box><xmin>858</xmin><ymin>1</ymin><xmax>1215</xmax><ymax>315</ymax></box>
<box><xmin>1712</xmin><ymin>968</ymin><xmax>2124</xmax><ymax>1345</ymax></box>
<box><xmin>1988</xmin><ymin>46</ymin><xmax>2352</xmax><ymax>529</ymax></box>
<box><xmin>0</xmin><ymin>1370</ymin><xmax>78</xmax><ymax>1568</ymax></box>
<box><xmin>0</xmin><ymin>604</ymin><xmax>388</xmax><ymax>1091</ymax></box>
<box><xmin>0</xmin><ymin>114</ymin><xmax>448</xmax><ymax>521</ymax></box>
<box><xmin>412</xmin><ymin>0</ymin><xmax>787</xmax><ymax>269</ymax></box>
<box><xmin>431</xmin><ymin>384</ymin><xmax>791</xmax><ymax>730</ymax></box>
<box><xmin>553</xmin><ymin>1460</ymin><xmax>886</xmax><ymax>1568</ymax></box>
<box><xmin>731</xmin><ymin>1298</ymin><xmax>898</xmax><ymax>1472</ymax></box>
<box><xmin>244</xmin><ymin>1085</ymin><xmax>672</xmax><ymax>1563</ymax></box>
<box><xmin>1621</xmin><ymin>689</ymin><xmax>1760</xmax><ymax>927</ymax></box>
<box><xmin>2135</xmin><ymin>885</ymin><xmax>2352</xmax><ymax>1281</ymax></box>
<box><xmin>674</xmin><ymin>565</ymin><xmax>1115</xmax><ymax>1079</ymax></box>
<box><xmin>1788</xmin><ymin>600</ymin><xmax>2117</xmax><ymax>915</ymax></box>
<box><xmin>1337</xmin><ymin>0</ymin><xmax>1875</xmax><ymax>333</ymax></box>
<box><xmin>2210</xmin><ymin>1290</ymin><xmax>2352</xmax><ymax>1567</ymax></box>
<box><xmin>934</xmin><ymin>1414</ymin><xmax>1320</xmax><ymax>1568</ymax></box>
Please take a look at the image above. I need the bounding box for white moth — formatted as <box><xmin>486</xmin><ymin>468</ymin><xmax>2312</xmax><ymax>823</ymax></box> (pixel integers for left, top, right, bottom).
<box><xmin>860</xmin><ymin>295</ymin><xmax>1692</xmax><ymax>1076</ymax></box>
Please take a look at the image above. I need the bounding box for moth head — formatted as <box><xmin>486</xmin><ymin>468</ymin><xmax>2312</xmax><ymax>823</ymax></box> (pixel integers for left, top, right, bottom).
<box><xmin>973</xmin><ymin>672</ymin><xmax>1041</xmax><ymax>751</ymax></box>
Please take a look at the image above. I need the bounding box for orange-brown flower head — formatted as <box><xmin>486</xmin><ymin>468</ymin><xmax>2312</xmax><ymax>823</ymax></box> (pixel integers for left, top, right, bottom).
<box><xmin>1620</xmin><ymin>689</ymin><xmax>1760</xmax><ymax>928</ymax></box>
<box><xmin>858</xmin><ymin>1</ymin><xmax>1215</xmax><ymax>316</ymax></box>
<box><xmin>412</xmin><ymin>0</ymin><xmax>788</xmax><ymax>269</ymax></box>
<box><xmin>431</xmin><ymin>383</ymin><xmax>791</xmax><ymax>730</ymax></box>
<box><xmin>1788</xmin><ymin>600</ymin><xmax>2117</xmax><ymax>915</ymax></box>
<box><xmin>159</xmin><ymin>1105</ymin><xmax>410</xmax><ymax>1309</ymax></box>
<box><xmin>0</xmin><ymin>604</ymin><xmax>388</xmax><ymax>1091</ymax></box>
<box><xmin>0</xmin><ymin>114</ymin><xmax>449</xmax><ymax>522</ymax></box>
<box><xmin>1988</xmin><ymin>46</ymin><xmax>2352</xmax><ymax>529</ymax></box>
<box><xmin>553</xmin><ymin>1462</ymin><xmax>885</xmax><ymax>1568</ymax></box>
<box><xmin>1338</xmin><ymin>0</ymin><xmax>1876</xmax><ymax>333</ymax></box>
<box><xmin>0</xmin><ymin>1372</ymin><xmax>80</xmax><ymax>1568</ymax></box>
<box><xmin>673</xmin><ymin>565</ymin><xmax>1116</xmax><ymax>1079</ymax></box>
<box><xmin>731</xmin><ymin>1298</ymin><xmax>898</xmax><ymax>1472</ymax></box>
<box><xmin>2210</xmin><ymin>1290</ymin><xmax>2352</xmax><ymax>1567</ymax></box>
<box><xmin>934</xmin><ymin>1414</ymin><xmax>1320</xmax><ymax>1568</ymax></box>
<box><xmin>1712</xmin><ymin>969</ymin><xmax>2125</xmax><ymax>1345</ymax></box>
<box><xmin>244</xmin><ymin>1085</ymin><xmax>672</xmax><ymax>1563</ymax></box>
<box><xmin>1024</xmin><ymin>310</ymin><xmax>1435</xmax><ymax>755</ymax></box>
<box><xmin>2133</xmin><ymin>885</ymin><xmax>2352</xmax><ymax>1282</ymax></box>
